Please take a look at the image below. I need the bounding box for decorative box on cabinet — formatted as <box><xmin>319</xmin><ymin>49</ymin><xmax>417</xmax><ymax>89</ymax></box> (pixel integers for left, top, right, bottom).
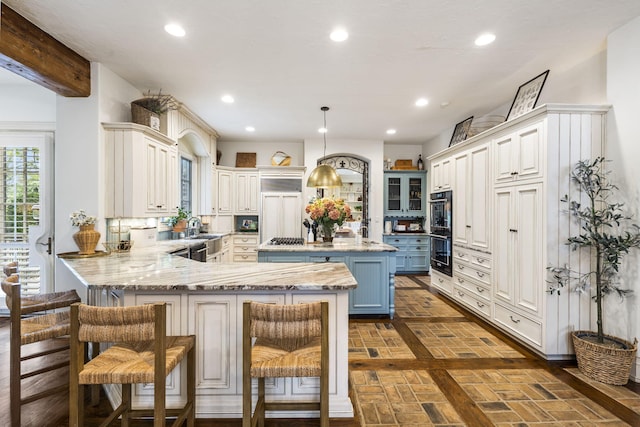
<box><xmin>383</xmin><ymin>171</ymin><xmax>427</xmax><ymax>217</ymax></box>
<box><xmin>383</xmin><ymin>234</ymin><xmax>429</xmax><ymax>273</ymax></box>
<box><xmin>104</xmin><ymin>122</ymin><xmax>178</xmax><ymax>218</ymax></box>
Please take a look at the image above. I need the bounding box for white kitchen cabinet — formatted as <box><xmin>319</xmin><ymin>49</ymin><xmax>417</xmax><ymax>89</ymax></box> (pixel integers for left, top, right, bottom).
<box><xmin>430</xmin><ymin>157</ymin><xmax>451</xmax><ymax>192</ymax></box>
<box><xmin>427</xmin><ymin>104</ymin><xmax>609</xmax><ymax>359</ymax></box>
<box><xmin>260</xmin><ymin>192</ymin><xmax>302</xmax><ymax>243</ymax></box>
<box><xmin>494</xmin><ymin>183</ymin><xmax>543</xmax><ymax>317</ymax></box>
<box><xmin>217</xmin><ymin>168</ymin><xmax>233</xmax><ymax>214</ymax></box>
<box><xmin>104</xmin><ymin>122</ymin><xmax>178</xmax><ymax>218</ymax></box>
<box><xmin>452</xmin><ymin>143</ymin><xmax>490</xmax><ymax>251</ymax></box>
<box><xmin>232</xmin><ymin>233</ymin><xmax>259</xmax><ymax>262</ymax></box>
<box><xmin>234</xmin><ymin>171</ymin><xmax>259</xmax><ymax>214</ymax></box>
<box><xmin>494</xmin><ymin>121</ymin><xmax>543</xmax><ymax>184</ymax></box>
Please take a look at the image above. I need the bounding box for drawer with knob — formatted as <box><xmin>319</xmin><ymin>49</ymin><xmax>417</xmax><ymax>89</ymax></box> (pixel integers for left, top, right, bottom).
<box><xmin>452</xmin><ymin>273</ymin><xmax>490</xmax><ymax>302</ymax></box>
<box><xmin>452</xmin><ymin>286</ymin><xmax>491</xmax><ymax>318</ymax></box>
<box><xmin>430</xmin><ymin>270</ymin><xmax>452</xmax><ymax>295</ymax></box>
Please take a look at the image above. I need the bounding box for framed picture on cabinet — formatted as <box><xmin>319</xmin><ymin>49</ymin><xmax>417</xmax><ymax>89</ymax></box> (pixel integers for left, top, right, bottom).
<box><xmin>506</xmin><ymin>70</ymin><xmax>550</xmax><ymax>121</ymax></box>
<box><xmin>449</xmin><ymin>116</ymin><xmax>474</xmax><ymax>147</ymax></box>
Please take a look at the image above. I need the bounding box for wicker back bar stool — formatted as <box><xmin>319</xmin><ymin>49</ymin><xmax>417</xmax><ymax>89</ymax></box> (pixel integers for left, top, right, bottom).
<box><xmin>1</xmin><ymin>266</ymin><xmax>81</xmax><ymax>427</ymax></box>
<box><xmin>69</xmin><ymin>302</ymin><xmax>196</xmax><ymax>427</ymax></box>
<box><xmin>242</xmin><ymin>300</ymin><xmax>329</xmax><ymax>427</ymax></box>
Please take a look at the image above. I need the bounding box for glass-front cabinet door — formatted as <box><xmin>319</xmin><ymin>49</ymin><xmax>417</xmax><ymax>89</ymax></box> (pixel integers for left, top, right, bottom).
<box><xmin>384</xmin><ymin>171</ymin><xmax>426</xmax><ymax>217</ymax></box>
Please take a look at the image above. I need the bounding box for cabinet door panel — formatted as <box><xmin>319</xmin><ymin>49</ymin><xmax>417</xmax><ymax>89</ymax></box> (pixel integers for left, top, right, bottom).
<box><xmin>515</xmin><ymin>123</ymin><xmax>542</xmax><ymax>179</ymax></box>
<box><xmin>494</xmin><ymin>188</ymin><xmax>514</xmax><ymax>304</ymax></box>
<box><xmin>280</xmin><ymin>193</ymin><xmax>302</xmax><ymax>238</ymax></box>
<box><xmin>217</xmin><ymin>171</ymin><xmax>233</xmax><ymax>214</ymax></box>
<box><xmin>188</xmin><ymin>294</ymin><xmax>237</xmax><ymax>395</ymax></box>
<box><xmin>384</xmin><ymin>176</ymin><xmax>402</xmax><ymax>215</ymax></box>
<box><xmin>514</xmin><ymin>184</ymin><xmax>542</xmax><ymax>315</ymax></box>
<box><xmin>494</xmin><ymin>134</ymin><xmax>515</xmax><ymax>182</ymax></box>
<box><xmin>349</xmin><ymin>257</ymin><xmax>387</xmax><ymax>312</ymax></box>
<box><xmin>452</xmin><ymin>153</ymin><xmax>468</xmax><ymax>245</ymax></box>
<box><xmin>146</xmin><ymin>142</ymin><xmax>159</xmax><ymax>211</ymax></box>
<box><xmin>470</xmin><ymin>145</ymin><xmax>490</xmax><ymax>250</ymax></box>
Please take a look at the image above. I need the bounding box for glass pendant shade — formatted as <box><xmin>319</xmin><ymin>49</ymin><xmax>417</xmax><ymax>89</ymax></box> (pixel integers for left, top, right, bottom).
<box><xmin>306</xmin><ymin>163</ymin><xmax>343</xmax><ymax>188</ymax></box>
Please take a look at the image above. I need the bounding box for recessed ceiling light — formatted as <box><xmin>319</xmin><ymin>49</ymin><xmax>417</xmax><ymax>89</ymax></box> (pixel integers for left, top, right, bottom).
<box><xmin>330</xmin><ymin>28</ymin><xmax>349</xmax><ymax>42</ymax></box>
<box><xmin>221</xmin><ymin>95</ymin><xmax>234</xmax><ymax>103</ymax></box>
<box><xmin>245</xmin><ymin>126</ymin><xmax>255</xmax><ymax>132</ymax></box>
<box><xmin>440</xmin><ymin>101</ymin><xmax>450</xmax><ymax>108</ymax></box>
<box><xmin>164</xmin><ymin>23</ymin><xmax>186</xmax><ymax>37</ymax></box>
<box><xmin>386</xmin><ymin>129</ymin><xmax>397</xmax><ymax>135</ymax></box>
<box><xmin>475</xmin><ymin>33</ymin><xmax>496</xmax><ymax>46</ymax></box>
<box><xmin>415</xmin><ymin>98</ymin><xmax>429</xmax><ymax>107</ymax></box>
<box><xmin>318</xmin><ymin>127</ymin><xmax>328</xmax><ymax>134</ymax></box>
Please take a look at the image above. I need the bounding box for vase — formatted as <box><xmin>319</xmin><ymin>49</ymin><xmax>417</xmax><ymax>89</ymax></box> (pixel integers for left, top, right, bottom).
<box><xmin>321</xmin><ymin>223</ymin><xmax>335</xmax><ymax>243</ymax></box>
<box><xmin>73</xmin><ymin>224</ymin><xmax>100</xmax><ymax>255</ymax></box>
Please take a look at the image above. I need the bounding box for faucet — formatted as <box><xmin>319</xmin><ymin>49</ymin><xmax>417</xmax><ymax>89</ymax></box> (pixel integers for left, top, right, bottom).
<box><xmin>187</xmin><ymin>217</ymin><xmax>201</xmax><ymax>237</ymax></box>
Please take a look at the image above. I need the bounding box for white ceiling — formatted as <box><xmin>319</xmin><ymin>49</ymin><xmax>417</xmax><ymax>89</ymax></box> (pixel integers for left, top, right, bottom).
<box><xmin>3</xmin><ymin>0</ymin><xmax>640</xmax><ymax>144</ymax></box>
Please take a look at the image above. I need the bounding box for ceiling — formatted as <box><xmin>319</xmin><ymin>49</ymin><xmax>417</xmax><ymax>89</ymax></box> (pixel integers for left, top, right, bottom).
<box><xmin>3</xmin><ymin>0</ymin><xmax>640</xmax><ymax>144</ymax></box>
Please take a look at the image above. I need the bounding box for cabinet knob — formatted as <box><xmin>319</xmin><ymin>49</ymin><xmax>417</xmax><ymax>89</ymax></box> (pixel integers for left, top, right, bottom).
<box><xmin>509</xmin><ymin>229</ymin><xmax>518</xmax><ymax>233</ymax></box>
<box><xmin>477</xmin><ymin>302</ymin><xmax>485</xmax><ymax>308</ymax></box>
<box><xmin>476</xmin><ymin>258</ymin><xmax>485</xmax><ymax>264</ymax></box>
<box><xmin>509</xmin><ymin>315</ymin><xmax>521</xmax><ymax>324</ymax></box>
<box><xmin>476</xmin><ymin>272</ymin><xmax>485</xmax><ymax>278</ymax></box>
<box><xmin>510</xmin><ymin>171</ymin><xmax>518</xmax><ymax>176</ymax></box>
<box><xmin>457</xmin><ymin>277</ymin><xmax>464</xmax><ymax>283</ymax></box>
<box><xmin>476</xmin><ymin>286</ymin><xmax>484</xmax><ymax>293</ymax></box>
<box><xmin>457</xmin><ymin>291</ymin><xmax>465</xmax><ymax>297</ymax></box>
<box><xmin>466</xmin><ymin>225</ymin><xmax>471</xmax><ymax>228</ymax></box>
<box><xmin>325</xmin><ymin>256</ymin><xmax>331</xmax><ymax>262</ymax></box>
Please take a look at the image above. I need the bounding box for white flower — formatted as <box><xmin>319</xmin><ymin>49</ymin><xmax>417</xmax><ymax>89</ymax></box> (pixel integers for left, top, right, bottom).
<box><xmin>70</xmin><ymin>209</ymin><xmax>97</xmax><ymax>226</ymax></box>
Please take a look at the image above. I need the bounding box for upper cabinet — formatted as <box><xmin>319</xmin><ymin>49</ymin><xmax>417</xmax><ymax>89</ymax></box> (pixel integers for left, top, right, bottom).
<box><xmin>216</xmin><ymin>168</ymin><xmax>233</xmax><ymax>215</ymax></box>
<box><xmin>430</xmin><ymin>157</ymin><xmax>452</xmax><ymax>192</ymax></box>
<box><xmin>384</xmin><ymin>171</ymin><xmax>427</xmax><ymax>217</ymax></box>
<box><xmin>104</xmin><ymin>123</ymin><xmax>178</xmax><ymax>218</ymax></box>
<box><xmin>234</xmin><ymin>171</ymin><xmax>259</xmax><ymax>214</ymax></box>
<box><xmin>493</xmin><ymin>121</ymin><xmax>543</xmax><ymax>183</ymax></box>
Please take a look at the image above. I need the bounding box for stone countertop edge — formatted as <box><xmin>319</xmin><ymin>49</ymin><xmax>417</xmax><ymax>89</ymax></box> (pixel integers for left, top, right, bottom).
<box><xmin>58</xmin><ymin>242</ymin><xmax>358</xmax><ymax>291</ymax></box>
<box><xmin>257</xmin><ymin>240</ymin><xmax>398</xmax><ymax>252</ymax></box>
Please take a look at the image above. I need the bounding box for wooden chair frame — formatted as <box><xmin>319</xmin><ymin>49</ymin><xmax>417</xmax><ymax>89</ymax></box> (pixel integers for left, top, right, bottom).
<box><xmin>2</xmin><ymin>276</ymin><xmax>80</xmax><ymax>427</ymax></box>
<box><xmin>69</xmin><ymin>302</ymin><xmax>196</xmax><ymax>427</ymax></box>
<box><xmin>242</xmin><ymin>300</ymin><xmax>329</xmax><ymax>427</ymax></box>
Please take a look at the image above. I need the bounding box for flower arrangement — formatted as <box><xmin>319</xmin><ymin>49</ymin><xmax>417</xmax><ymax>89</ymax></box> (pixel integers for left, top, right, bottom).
<box><xmin>69</xmin><ymin>210</ymin><xmax>97</xmax><ymax>227</ymax></box>
<box><xmin>305</xmin><ymin>197</ymin><xmax>351</xmax><ymax>240</ymax></box>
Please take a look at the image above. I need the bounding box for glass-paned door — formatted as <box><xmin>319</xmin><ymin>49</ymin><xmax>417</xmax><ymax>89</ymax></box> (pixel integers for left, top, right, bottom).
<box><xmin>0</xmin><ymin>131</ymin><xmax>54</xmax><ymax>303</ymax></box>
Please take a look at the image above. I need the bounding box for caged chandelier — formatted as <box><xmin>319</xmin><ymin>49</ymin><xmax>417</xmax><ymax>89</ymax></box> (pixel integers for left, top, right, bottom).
<box><xmin>306</xmin><ymin>106</ymin><xmax>343</xmax><ymax>188</ymax></box>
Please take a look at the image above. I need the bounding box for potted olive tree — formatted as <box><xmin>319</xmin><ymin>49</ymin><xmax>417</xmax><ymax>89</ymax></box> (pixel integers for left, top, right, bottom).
<box><xmin>548</xmin><ymin>157</ymin><xmax>640</xmax><ymax>385</ymax></box>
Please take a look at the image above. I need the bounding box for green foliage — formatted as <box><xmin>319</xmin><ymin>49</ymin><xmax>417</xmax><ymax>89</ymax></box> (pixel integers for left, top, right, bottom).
<box><xmin>547</xmin><ymin>157</ymin><xmax>640</xmax><ymax>343</ymax></box>
<box><xmin>167</xmin><ymin>206</ymin><xmax>190</xmax><ymax>227</ymax></box>
<box><xmin>132</xmin><ymin>90</ymin><xmax>177</xmax><ymax>115</ymax></box>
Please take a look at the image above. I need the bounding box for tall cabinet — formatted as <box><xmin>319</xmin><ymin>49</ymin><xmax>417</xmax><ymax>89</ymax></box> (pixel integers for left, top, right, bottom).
<box><xmin>428</xmin><ymin>104</ymin><xmax>609</xmax><ymax>359</ymax></box>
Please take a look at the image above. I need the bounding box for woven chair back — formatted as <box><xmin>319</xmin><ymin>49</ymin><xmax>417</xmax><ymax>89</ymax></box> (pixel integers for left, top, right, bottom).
<box><xmin>248</xmin><ymin>301</ymin><xmax>322</xmax><ymax>340</ymax></box>
<box><xmin>77</xmin><ymin>303</ymin><xmax>157</xmax><ymax>343</ymax></box>
<box><xmin>1</xmin><ymin>274</ymin><xmax>20</xmax><ymax>311</ymax></box>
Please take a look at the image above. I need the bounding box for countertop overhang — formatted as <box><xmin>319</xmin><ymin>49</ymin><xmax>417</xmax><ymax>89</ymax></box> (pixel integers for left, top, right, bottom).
<box><xmin>59</xmin><ymin>239</ymin><xmax>357</xmax><ymax>291</ymax></box>
<box><xmin>257</xmin><ymin>239</ymin><xmax>398</xmax><ymax>252</ymax></box>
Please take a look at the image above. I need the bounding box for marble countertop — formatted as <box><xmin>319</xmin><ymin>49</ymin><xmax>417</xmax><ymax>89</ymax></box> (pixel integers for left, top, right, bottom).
<box><xmin>257</xmin><ymin>239</ymin><xmax>398</xmax><ymax>252</ymax></box>
<box><xmin>59</xmin><ymin>239</ymin><xmax>357</xmax><ymax>291</ymax></box>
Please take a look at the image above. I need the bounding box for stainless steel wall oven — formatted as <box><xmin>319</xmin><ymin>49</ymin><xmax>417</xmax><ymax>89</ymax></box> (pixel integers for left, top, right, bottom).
<box><xmin>429</xmin><ymin>190</ymin><xmax>452</xmax><ymax>276</ymax></box>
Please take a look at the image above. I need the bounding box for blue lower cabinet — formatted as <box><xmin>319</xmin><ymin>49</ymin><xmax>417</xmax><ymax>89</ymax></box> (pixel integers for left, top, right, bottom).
<box><xmin>258</xmin><ymin>251</ymin><xmax>396</xmax><ymax>317</ymax></box>
<box><xmin>383</xmin><ymin>235</ymin><xmax>430</xmax><ymax>274</ymax></box>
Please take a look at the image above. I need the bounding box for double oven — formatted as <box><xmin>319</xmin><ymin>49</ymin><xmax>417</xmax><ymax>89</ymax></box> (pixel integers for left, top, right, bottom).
<box><xmin>429</xmin><ymin>190</ymin><xmax>452</xmax><ymax>276</ymax></box>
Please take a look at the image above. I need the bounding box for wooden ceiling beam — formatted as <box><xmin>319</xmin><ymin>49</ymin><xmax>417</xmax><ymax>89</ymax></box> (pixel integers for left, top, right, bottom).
<box><xmin>0</xmin><ymin>3</ymin><xmax>91</xmax><ymax>97</ymax></box>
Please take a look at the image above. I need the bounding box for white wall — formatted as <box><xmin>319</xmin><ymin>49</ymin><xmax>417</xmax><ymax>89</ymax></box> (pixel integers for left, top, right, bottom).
<box><xmin>383</xmin><ymin>144</ymin><xmax>424</xmax><ymax>169</ymax></box>
<box><xmin>217</xmin><ymin>141</ymin><xmax>303</xmax><ymax>167</ymax></box>
<box><xmin>422</xmin><ymin>48</ymin><xmax>609</xmax><ymax>159</ymax></box>
<box><xmin>606</xmin><ymin>15</ymin><xmax>640</xmax><ymax>378</ymax></box>
<box><xmin>304</xmin><ymin>138</ymin><xmax>384</xmax><ymax>240</ymax></box>
<box><xmin>0</xmin><ymin>83</ymin><xmax>56</xmax><ymax>122</ymax></box>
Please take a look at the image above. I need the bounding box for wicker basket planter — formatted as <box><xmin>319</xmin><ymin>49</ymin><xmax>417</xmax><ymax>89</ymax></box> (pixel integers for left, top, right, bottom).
<box><xmin>572</xmin><ymin>330</ymin><xmax>638</xmax><ymax>385</ymax></box>
<box><xmin>131</xmin><ymin>102</ymin><xmax>161</xmax><ymax>132</ymax></box>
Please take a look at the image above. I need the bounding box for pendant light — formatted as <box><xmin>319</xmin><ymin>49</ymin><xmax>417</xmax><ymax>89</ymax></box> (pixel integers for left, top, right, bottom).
<box><xmin>306</xmin><ymin>106</ymin><xmax>343</xmax><ymax>188</ymax></box>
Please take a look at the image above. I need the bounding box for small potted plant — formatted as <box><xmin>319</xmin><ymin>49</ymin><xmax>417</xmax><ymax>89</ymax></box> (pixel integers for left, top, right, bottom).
<box><xmin>167</xmin><ymin>206</ymin><xmax>190</xmax><ymax>232</ymax></box>
<box><xmin>131</xmin><ymin>89</ymin><xmax>177</xmax><ymax>132</ymax></box>
<box><xmin>548</xmin><ymin>157</ymin><xmax>640</xmax><ymax>385</ymax></box>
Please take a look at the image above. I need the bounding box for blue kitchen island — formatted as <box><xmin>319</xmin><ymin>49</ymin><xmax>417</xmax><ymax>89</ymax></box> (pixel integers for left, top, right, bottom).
<box><xmin>258</xmin><ymin>239</ymin><xmax>398</xmax><ymax>318</ymax></box>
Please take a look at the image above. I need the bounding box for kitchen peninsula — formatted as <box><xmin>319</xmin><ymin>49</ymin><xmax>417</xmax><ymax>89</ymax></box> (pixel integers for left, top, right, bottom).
<box><xmin>258</xmin><ymin>239</ymin><xmax>398</xmax><ymax>317</ymax></box>
<box><xmin>58</xmin><ymin>240</ymin><xmax>357</xmax><ymax>419</ymax></box>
